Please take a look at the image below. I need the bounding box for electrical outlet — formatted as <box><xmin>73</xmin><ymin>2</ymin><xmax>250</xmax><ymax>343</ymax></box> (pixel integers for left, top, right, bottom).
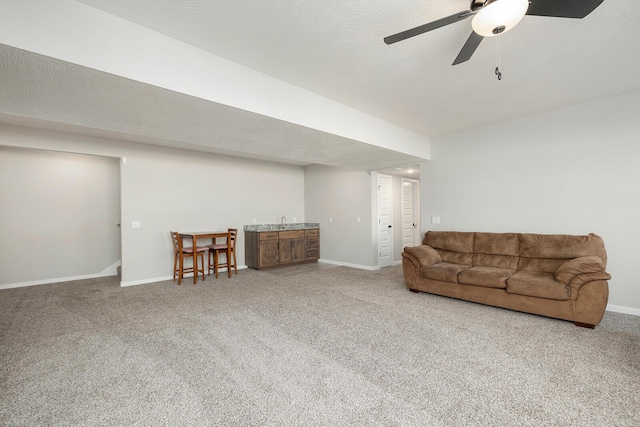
<box><xmin>329</xmin><ymin>217</ymin><xmax>333</xmax><ymax>223</ymax></box>
<box><xmin>131</xmin><ymin>220</ymin><xmax>141</xmax><ymax>228</ymax></box>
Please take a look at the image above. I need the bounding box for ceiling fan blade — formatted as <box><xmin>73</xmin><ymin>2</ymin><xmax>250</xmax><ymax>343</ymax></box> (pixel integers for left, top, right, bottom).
<box><xmin>384</xmin><ymin>10</ymin><xmax>472</xmax><ymax>45</ymax></box>
<box><xmin>526</xmin><ymin>0</ymin><xmax>604</xmax><ymax>18</ymax></box>
<box><xmin>452</xmin><ymin>31</ymin><xmax>484</xmax><ymax>65</ymax></box>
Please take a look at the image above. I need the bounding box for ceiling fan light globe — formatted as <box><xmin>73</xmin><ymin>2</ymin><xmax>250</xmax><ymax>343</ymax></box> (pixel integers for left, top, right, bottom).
<box><xmin>471</xmin><ymin>0</ymin><xmax>529</xmax><ymax>37</ymax></box>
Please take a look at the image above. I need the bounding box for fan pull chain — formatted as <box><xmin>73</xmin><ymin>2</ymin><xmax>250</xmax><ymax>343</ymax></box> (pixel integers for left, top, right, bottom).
<box><xmin>495</xmin><ymin>37</ymin><xmax>502</xmax><ymax>81</ymax></box>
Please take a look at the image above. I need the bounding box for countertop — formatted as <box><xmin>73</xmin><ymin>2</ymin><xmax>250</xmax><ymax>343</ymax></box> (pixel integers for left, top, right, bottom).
<box><xmin>243</xmin><ymin>223</ymin><xmax>320</xmax><ymax>232</ymax></box>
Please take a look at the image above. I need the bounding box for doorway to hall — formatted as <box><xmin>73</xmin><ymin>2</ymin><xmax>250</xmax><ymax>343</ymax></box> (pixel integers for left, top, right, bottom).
<box><xmin>376</xmin><ymin>172</ymin><xmax>421</xmax><ymax>269</ymax></box>
<box><xmin>0</xmin><ymin>146</ymin><xmax>121</xmax><ymax>288</ymax></box>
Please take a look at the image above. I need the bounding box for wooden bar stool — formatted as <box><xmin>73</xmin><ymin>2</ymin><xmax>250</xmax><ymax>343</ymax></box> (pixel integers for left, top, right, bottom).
<box><xmin>207</xmin><ymin>228</ymin><xmax>238</xmax><ymax>278</ymax></box>
<box><xmin>171</xmin><ymin>231</ymin><xmax>207</xmax><ymax>285</ymax></box>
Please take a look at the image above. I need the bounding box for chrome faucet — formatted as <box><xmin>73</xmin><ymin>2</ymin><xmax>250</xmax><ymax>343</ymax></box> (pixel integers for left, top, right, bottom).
<box><xmin>281</xmin><ymin>216</ymin><xmax>286</xmax><ymax>225</ymax></box>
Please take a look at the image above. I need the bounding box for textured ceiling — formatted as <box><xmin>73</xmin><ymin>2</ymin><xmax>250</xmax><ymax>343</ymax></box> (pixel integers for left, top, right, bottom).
<box><xmin>1</xmin><ymin>0</ymin><xmax>639</xmax><ymax>175</ymax></box>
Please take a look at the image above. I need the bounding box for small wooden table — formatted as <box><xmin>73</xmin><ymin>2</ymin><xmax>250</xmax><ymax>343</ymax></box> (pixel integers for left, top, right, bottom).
<box><xmin>179</xmin><ymin>231</ymin><xmax>230</xmax><ymax>284</ymax></box>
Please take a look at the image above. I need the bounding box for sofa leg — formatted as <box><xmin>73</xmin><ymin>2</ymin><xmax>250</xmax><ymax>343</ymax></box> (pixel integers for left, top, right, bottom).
<box><xmin>409</xmin><ymin>288</ymin><xmax>420</xmax><ymax>293</ymax></box>
<box><xmin>574</xmin><ymin>322</ymin><xmax>595</xmax><ymax>329</ymax></box>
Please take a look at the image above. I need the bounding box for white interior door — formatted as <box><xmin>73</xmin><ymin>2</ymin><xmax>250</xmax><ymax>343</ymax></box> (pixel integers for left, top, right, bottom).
<box><xmin>401</xmin><ymin>179</ymin><xmax>420</xmax><ymax>248</ymax></box>
<box><xmin>377</xmin><ymin>174</ymin><xmax>392</xmax><ymax>268</ymax></box>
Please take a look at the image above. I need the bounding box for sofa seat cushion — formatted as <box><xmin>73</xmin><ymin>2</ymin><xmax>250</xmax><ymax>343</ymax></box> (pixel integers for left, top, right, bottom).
<box><xmin>506</xmin><ymin>271</ymin><xmax>570</xmax><ymax>301</ymax></box>
<box><xmin>458</xmin><ymin>266</ymin><xmax>515</xmax><ymax>289</ymax></box>
<box><xmin>420</xmin><ymin>262</ymin><xmax>470</xmax><ymax>283</ymax></box>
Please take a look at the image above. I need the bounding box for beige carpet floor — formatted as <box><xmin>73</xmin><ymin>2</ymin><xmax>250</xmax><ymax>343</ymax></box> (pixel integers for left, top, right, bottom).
<box><xmin>1</xmin><ymin>264</ymin><xmax>639</xmax><ymax>426</ymax></box>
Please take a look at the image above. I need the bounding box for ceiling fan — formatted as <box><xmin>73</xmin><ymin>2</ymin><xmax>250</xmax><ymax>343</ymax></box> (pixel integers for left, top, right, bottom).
<box><xmin>384</xmin><ymin>0</ymin><xmax>605</xmax><ymax>65</ymax></box>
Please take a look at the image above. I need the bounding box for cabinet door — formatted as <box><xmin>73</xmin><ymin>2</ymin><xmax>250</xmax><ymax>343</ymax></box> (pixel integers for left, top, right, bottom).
<box><xmin>279</xmin><ymin>239</ymin><xmax>293</xmax><ymax>264</ymax></box>
<box><xmin>259</xmin><ymin>240</ymin><xmax>280</xmax><ymax>268</ymax></box>
<box><xmin>279</xmin><ymin>238</ymin><xmax>305</xmax><ymax>264</ymax></box>
<box><xmin>292</xmin><ymin>238</ymin><xmax>305</xmax><ymax>262</ymax></box>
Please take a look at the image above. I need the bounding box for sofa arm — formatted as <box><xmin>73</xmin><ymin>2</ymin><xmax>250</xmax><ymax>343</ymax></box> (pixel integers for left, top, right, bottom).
<box><xmin>402</xmin><ymin>245</ymin><xmax>441</xmax><ymax>268</ymax></box>
<box><xmin>555</xmin><ymin>256</ymin><xmax>611</xmax><ymax>290</ymax></box>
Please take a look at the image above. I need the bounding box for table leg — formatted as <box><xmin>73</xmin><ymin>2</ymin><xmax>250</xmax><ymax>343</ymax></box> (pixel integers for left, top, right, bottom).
<box><xmin>193</xmin><ymin>236</ymin><xmax>198</xmax><ymax>284</ymax></box>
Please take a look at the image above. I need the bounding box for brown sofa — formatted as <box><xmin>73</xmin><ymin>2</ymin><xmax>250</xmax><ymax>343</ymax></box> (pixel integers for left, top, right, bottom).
<box><xmin>402</xmin><ymin>231</ymin><xmax>611</xmax><ymax>328</ymax></box>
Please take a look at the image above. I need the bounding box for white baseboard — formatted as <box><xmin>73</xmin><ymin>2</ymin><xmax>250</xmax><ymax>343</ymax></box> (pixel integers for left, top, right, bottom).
<box><xmin>0</xmin><ymin>265</ymin><xmax>247</xmax><ymax>289</ymax></box>
<box><xmin>318</xmin><ymin>259</ymin><xmax>379</xmax><ymax>271</ymax></box>
<box><xmin>120</xmin><ymin>275</ymin><xmax>175</xmax><ymax>287</ymax></box>
<box><xmin>0</xmin><ymin>270</ymin><xmax>118</xmax><ymax>290</ymax></box>
<box><xmin>120</xmin><ymin>265</ymin><xmax>247</xmax><ymax>287</ymax></box>
<box><xmin>606</xmin><ymin>304</ymin><xmax>640</xmax><ymax>317</ymax></box>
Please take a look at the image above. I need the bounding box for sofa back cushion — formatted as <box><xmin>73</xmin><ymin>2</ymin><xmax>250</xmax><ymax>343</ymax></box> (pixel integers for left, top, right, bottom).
<box><xmin>420</xmin><ymin>231</ymin><xmax>607</xmax><ymax>274</ymax></box>
<box><xmin>423</xmin><ymin>231</ymin><xmax>474</xmax><ymax>265</ymax></box>
<box><xmin>518</xmin><ymin>233</ymin><xmax>607</xmax><ymax>272</ymax></box>
<box><xmin>518</xmin><ymin>258</ymin><xmax>566</xmax><ymax>273</ymax></box>
<box><xmin>473</xmin><ymin>233</ymin><xmax>520</xmax><ymax>270</ymax></box>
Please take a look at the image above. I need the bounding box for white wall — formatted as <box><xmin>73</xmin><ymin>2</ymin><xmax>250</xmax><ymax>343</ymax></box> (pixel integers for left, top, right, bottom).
<box><xmin>0</xmin><ymin>146</ymin><xmax>120</xmax><ymax>286</ymax></box>
<box><xmin>421</xmin><ymin>90</ymin><xmax>640</xmax><ymax>314</ymax></box>
<box><xmin>304</xmin><ymin>165</ymin><xmax>377</xmax><ymax>268</ymax></box>
<box><xmin>304</xmin><ymin>167</ymin><xmax>416</xmax><ymax>268</ymax></box>
<box><xmin>0</xmin><ymin>123</ymin><xmax>305</xmax><ymax>285</ymax></box>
